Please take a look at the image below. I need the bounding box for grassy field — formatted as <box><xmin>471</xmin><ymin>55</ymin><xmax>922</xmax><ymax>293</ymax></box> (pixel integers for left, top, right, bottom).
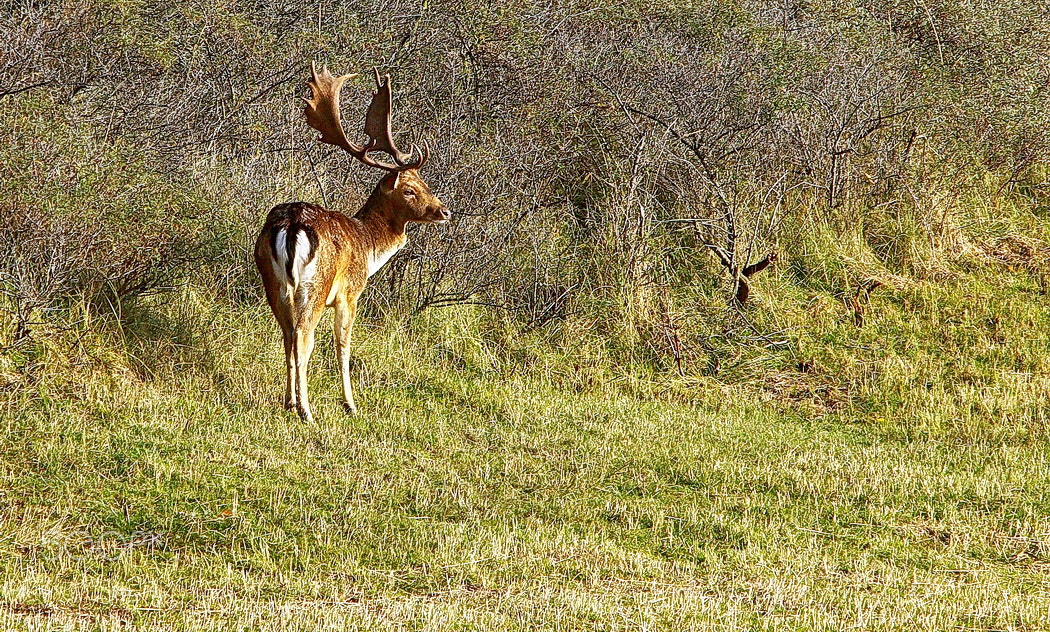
<box><xmin>2</xmin><ymin>242</ymin><xmax>1050</xmax><ymax>631</ymax></box>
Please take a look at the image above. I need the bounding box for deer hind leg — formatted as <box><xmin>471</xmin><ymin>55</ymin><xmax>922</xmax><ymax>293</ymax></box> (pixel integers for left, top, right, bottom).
<box><xmin>262</xmin><ymin>269</ymin><xmax>297</xmax><ymax>410</ymax></box>
<box><xmin>293</xmin><ymin>305</ymin><xmax>324</xmax><ymax>423</ymax></box>
<box><xmin>282</xmin><ymin>324</ymin><xmax>296</xmax><ymax>410</ymax></box>
<box><xmin>333</xmin><ymin>295</ymin><xmax>358</xmax><ymax>415</ymax></box>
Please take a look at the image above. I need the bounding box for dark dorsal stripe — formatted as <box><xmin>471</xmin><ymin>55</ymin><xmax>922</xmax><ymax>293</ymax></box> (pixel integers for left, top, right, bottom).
<box><xmin>267</xmin><ymin>203</ymin><xmax>320</xmax><ymax>283</ymax></box>
<box><xmin>285</xmin><ymin>226</ymin><xmax>299</xmax><ymax>279</ymax></box>
<box><xmin>282</xmin><ymin>224</ymin><xmax>319</xmax><ymax>280</ymax></box>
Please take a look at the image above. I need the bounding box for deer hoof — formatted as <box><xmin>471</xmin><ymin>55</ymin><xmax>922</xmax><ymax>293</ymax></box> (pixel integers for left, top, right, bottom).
<box><xmin>342</xmin><ymin>401</ymin><xmax>358</xmax><ymax>416</ymax></box>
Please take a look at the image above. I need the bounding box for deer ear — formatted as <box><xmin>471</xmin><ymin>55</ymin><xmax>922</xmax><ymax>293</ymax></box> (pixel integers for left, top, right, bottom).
<box><xmin>381</xmin><ymin>171</ymin><xmax>400</xmax><ymax>191</ymax></box>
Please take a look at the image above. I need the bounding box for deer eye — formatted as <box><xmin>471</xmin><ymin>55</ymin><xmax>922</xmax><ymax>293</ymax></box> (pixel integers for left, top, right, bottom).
<box><xmin>403</xmin><ymin>187</ymin><xmax>416</xmax><ymax>197</ymax></box>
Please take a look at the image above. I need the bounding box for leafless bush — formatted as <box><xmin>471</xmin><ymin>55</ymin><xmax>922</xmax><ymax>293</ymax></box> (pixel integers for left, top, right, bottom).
<box><xmin>1</xmin><ymin>0</ymin><xmax>1047</xmax><ymax>344</ymax></box>
<box><xmin>0</xmin><ymin>195</ymin><xmax>205</xmax><ymax>338</ymax></box>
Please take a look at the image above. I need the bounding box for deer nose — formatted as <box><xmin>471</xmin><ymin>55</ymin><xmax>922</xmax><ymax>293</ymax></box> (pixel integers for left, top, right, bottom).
<box><xmin>434</xmin><ymin>205</ymin><xmax>451</xmax><ymax>222</ymax></box>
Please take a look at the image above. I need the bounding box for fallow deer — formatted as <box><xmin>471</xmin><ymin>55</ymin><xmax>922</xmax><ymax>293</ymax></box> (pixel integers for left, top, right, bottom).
<box><xmin>254</xmin><ymin>65</ymin><xmax>448</xmax><ymax>422</ymax></box>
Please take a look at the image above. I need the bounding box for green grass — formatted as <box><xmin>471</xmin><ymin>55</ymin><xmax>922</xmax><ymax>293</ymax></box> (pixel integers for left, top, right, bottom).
<box><xmin>3</xmin><ymin>257</ymin><xmax>1050</xmax><ymax>631</ymax></box>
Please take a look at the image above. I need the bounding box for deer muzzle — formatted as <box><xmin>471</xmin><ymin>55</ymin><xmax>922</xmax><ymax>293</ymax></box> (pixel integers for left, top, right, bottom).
<box><xmin>430</xmin><ymin>204</ymin><xmax>451</xmax><ymax>224</ymax></box>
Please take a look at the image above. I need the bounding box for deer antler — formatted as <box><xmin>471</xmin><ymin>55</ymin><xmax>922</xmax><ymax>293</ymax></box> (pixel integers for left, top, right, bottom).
<box><xmin>304</xmin><ymin>63</ymin><xmax>428</xmax><ymax>172</ymax></box>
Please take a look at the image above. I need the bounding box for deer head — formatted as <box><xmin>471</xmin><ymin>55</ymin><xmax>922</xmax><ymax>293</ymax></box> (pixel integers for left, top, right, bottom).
<box><xmin>304</xmin><ymin>64</ymin><xmax>447</xmax><ymax>224</ymax></box>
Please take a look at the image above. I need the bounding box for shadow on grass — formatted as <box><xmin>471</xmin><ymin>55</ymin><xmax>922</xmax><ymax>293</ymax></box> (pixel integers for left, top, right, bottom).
<box><xmin>94</xmin><ymin>291</ymin><xmax>222</xmax><ymax>384</ymax></box>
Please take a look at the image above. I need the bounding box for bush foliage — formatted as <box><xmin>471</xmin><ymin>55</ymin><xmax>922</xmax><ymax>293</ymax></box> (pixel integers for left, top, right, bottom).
<box><xmin>1</xmin><ymin>0</ymin><xmax>1047</xmax><ymax>353</ymax></box>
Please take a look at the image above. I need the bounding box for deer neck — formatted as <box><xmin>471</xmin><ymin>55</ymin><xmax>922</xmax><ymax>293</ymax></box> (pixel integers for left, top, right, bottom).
<box><xmin>355</xmin><ymin>193</ymin><xmax>408</xmax><ymax>278</ymax></box>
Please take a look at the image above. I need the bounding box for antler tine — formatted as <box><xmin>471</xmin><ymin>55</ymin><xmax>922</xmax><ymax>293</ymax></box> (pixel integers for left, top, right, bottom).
<box><xmin>412</xmin><ymin>139</ymin><xmax>430</xmax><ymax>169</ymax></box>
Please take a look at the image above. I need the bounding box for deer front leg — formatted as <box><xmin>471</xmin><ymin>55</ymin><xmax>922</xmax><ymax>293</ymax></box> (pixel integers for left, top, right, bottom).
<box><xmin>333</xmin><ymin>296</ymin><xmax>358</xmax><ymax>415</ymax></box>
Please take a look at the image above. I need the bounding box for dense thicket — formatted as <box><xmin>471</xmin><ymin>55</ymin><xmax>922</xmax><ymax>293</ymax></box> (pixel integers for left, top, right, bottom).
<box><xmin>2</xmin><ymin>0</ymin><xmax>1047</xmax><ymax>355</ymax></box>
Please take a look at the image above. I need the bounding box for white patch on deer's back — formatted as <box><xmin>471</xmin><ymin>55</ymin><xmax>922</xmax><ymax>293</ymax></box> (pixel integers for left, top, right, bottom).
<box><xmin>367</xmin><ymin>243</ymin><xmax>404</xmax><ymax>278</ymax></box>
<box><xmin>293</xmin><ymin>231</ymin><xmax>314</xmax><ymax>285</ymax></box>
<box><xmin>274</xmin><ymin>229</ymin><xmax>290</xmax><ymax>281</ymax></box>
<box><xmin>272</xmin><ymin>229</ymin><xmax>294</xmax><ymax>304</ymax></box>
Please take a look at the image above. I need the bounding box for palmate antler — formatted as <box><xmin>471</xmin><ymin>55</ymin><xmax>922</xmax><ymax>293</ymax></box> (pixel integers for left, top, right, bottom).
<box><xmin>304</xmin><ymin>63</ymin><xmax>429</xmax><ymax>172</ymax></box>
